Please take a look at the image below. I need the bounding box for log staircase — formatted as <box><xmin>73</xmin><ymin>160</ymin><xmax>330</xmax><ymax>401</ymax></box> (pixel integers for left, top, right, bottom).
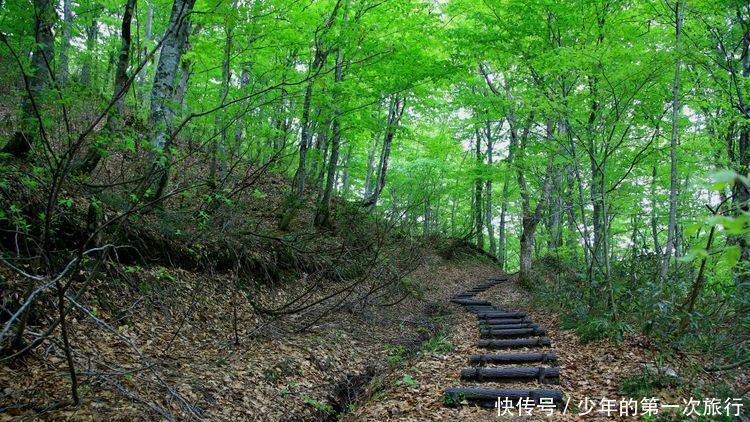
<box><xmin>443</xmin><ymin>277</ymin><xmax>564</xmax><ymax>409</ymax></box>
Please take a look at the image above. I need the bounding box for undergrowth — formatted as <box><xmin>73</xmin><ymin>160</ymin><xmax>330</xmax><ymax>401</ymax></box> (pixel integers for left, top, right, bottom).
<box><xmin>528</xmin><ymin>253</ymin><xmax>749</xmax><ymax>404</ymax></box>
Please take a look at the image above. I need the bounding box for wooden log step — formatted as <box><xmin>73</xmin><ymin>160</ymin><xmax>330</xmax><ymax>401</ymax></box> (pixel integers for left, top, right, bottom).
<box><xmin>478</xmin><ymin>338</ymin><xmax>552</xmax><ymax>349</ymax></box>
<box><xmin>452</xmin><ymin>294</ymin><xmax>476</xmax><ymax>299</ymax></box>
<box><xmin>482</xmin><ymin>317</ymin><xmax>531</xmax><ymax>325</ymax></box>
<box><xmin>476</xmin><ymin>311</ymin><xmax>527</xmax><ymax>319</ymax></box>
<box><xmin>469</xmin><ymin>352</ymin><xmax>557</xmax><ymax>365</ymax></box>
<box><xmin>459</xmin><ymin>367</ymin><xmax>560</xmax><ymax>384</ymax></box>
<box><xmin>450</xmin><ymin>299</ymin><xmax>492</xmax><ymax>306</ymax></box>
<box><xmin>480</xmin><ymin>328</ymin><xmax>547</xmax><ymax>339</ymax></box>
<box><xmin>443</xmin><ymin>387</ymin><xmax>563</xmax><ymax>408</ymax></box>
<box><xmin>465</xmin><ymin>305</ymin><xmax>500</xmax><ymax>310</ymax></box>
<box><xmin>480</xmin><ymin>323</ymin><xmax>541</xmax><ymax>331</ymax></box>
<box><xmin>466</xmin><ymin>306</ymin><xmax>500</xmax><ymax>314</ymax></box>
<box><xmin>469</xmin><ymin>310</ymin><xmax>516</xmax><ymax>316</ymax></box>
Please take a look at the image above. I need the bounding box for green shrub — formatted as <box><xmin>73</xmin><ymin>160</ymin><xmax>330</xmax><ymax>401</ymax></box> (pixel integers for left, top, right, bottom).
<box><xmin>420</xmin><ymin>333</ymin><xmax>453</xmax><ymax>354</ymax></box>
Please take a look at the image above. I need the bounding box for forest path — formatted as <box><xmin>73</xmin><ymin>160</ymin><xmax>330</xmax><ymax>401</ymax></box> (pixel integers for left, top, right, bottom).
<box><xmin>350</xmin><ymin>272</ymin><xmax>651</xmax><ymax>420</ymax></box>
<box><xmin>443</xmin><ymin>276</ymin><xmax>564</xmax><ymax>413</ymax></box>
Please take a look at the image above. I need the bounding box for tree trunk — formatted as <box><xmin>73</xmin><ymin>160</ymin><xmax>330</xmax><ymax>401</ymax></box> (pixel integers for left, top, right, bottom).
<box><xmin>315</xmin><ymin>2</ymin><xmax>348</xmax><ymax>226</ymax></box>
<box><xmin>364</xmin><ymin>108</ymin><xmax>384</xmax><ymax>198</ymax></box>
<box><xmin>146</xmin><ymin>0</ymin><xmax>197</xmax><ymax>199</ymax></box>
<box><xmin>484</xmin><ymin>120</ymin><xmax>496</xmax><ymax>257</ymax></box>
<box><xmin>517</xmin><ymin>123</ymin><xmax>554</xmax><ymax>286</ymax></box>
<box><xmin>58</xmin><ymin>0</ymin><xmax>73</xmax><ymax>87</ymax></box>
<box><xmin>341</xmin><ymin>146</ymin><xmax>352</xmax><ymax>196</ymax></box>
<box><xmin>210</xmin><ymin>23</ymin><xmax>232</xmax><ymax>188</ymax></box>
<box><xmin>2</xmin><ymin>0</ymin><xmax>55</xmax><ymax>157</ymax></box>
<box><xmin>497</xmin><ymin>180</ymin><xmax>509</xmax><ymax>269</ymax></box>
<box><xmin>497</xmin><ymin>123</ymin><xmax>517</xmax><ymax>269</ymax></box>
<box><xmin>73</xmin><ymin>0</ymin><xmax>136</xmax><ymax>176</ymax></box>
<box><xmin>474</xmin><ymin>128</ymin><xmax>484</xmax><ymax>249</ymax></box>
<box><xmin>138</xmin><ymin>1</ymin><xmax>154</xmax><ymax>100</ymax></box>
<box><xmin>233</xmin><ymin>67</ymin><xmax>250</xmax><ymax>159</ymax></box>
<box><xmin>363</xmin><ymin>95</ymin><xmax>404</xmax><ymax>207</ymax></box>
<box><xmin>80</xmin><ymin>13</ymin><xmax>100</xmax><ymax>87</ymax></box>
<box><xmin>650</xmin><ymin>164</ymin><xmax>662</xmax><ymax>255</ymax></box>
<box><xmin>293</xmin><ymin>46</ymin><xmax>329</xmax><ymax>196</ymax></box>
<box><xmin>111</xmin><ymin>0</ymin><xmax>136</xmax><ymax>124</ymax></box>
<box><xmin>661</xmin><ymin>0</ymin><xmax>686</xmax><ymax>280</ymax></box>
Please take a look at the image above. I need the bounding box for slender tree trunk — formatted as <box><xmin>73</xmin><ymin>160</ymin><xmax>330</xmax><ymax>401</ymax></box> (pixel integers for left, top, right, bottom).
<box><xmin>518</xmin><ymin>170</ymin><xmax>553</xmax><ymax>286</ymax></box>
<box><xmin>363</xmin><ymin>95</ymin><xmax>403</xmax><ymax>208</ymax></box>
<box><xmin>497</xmin><ymin>180</ymin><xmax>509</xmax><ymax>269</ymax></box>
<box><xmin>341</xmin><ymin>146</ymin><xmax>352</xmax><ymax>196</ymax></box>
<box><xmin>548</xmin><ymin>173</ymin><xmax>563</xmax><ymax>249</ymax></box>
<box><xmin>567</xmin><ymin>124</ymin><xmax>592</xmax><ymax>274</ymax></box>
<box><xmin>497</xmin><ymin>124</ymin><xmax>517</xmax><ymax>269</ymax></box>
<box><xmin>73</xmin><ymin>0</ymin><xmax>136</xmax><ymax>176</ymax></box>
<box><xmin>315</xmin><ymin>1</ymin><xmax>348</xmax><ymax>226</ymax></box>
<box><xmin>210</xmin><ymin>23</ymin><xmax>232</xmax><ymax>188</ymax></box>
<box><xmin>474</xmin><ymin>128</ymin><xmax>484</xmax><ymax>249</ymax></box>
<box><xmin>564</xmin><ymin>168</ymin><xmax>580</xmax><ymax>261</ymax></box>
<box><xmin>294</xmin><ymin>81</ymin><xmax>316</xmax><ymax>195</ymax></box>
<box><xmin>650</xmin><ymin>164</ymin><xmax>662</xmax><ymax>255</ymax></box>
<box><xmin>292</xmin><ymin>46</ymin><xmax>329</xmax><ymax>196</ymax></box>
<box><xmin>58</xmin><ymin>0</ymin><xmax>73</xmax><ymax>87</ymax></box>
<box><xmin>661</xmin><ymin>0</ymin><xmax>686</xmax><ymax>280</ymax></box>
<box><xmin>233</xmin><ymin>67</ymin><xmax>250</xmax><ymax>159</ymax></box>
<box><xmin>517</xmin><ymin>124</ymin><xmax>554</xmax><ymax>286</ymax></box>
<box><xmin>111</xmin><ymin>0</ymin><xmax>137</xmax><ymax>124</ymax></box>
<box><xmin>138</xmin><ymin>1</ymin><xmax>154</xmax><ymax>100</ymax></box>
<box><xmin>80</xmin><ymin>14</ymin><xmax>100</xmax><ymax>87</ymax></box>
<box><xmin>364</xmin><ymin>109</ymin><xmax>384</xmax><ymax>198</ymax></box>
<box><xmin>146</xmin><ymin>0</ymin><xmax>197</xmax><ymax>199</ymax></box>
<box><xmin>312</xmin><ymin>121</ymin><xmax>330</xmax><ymax>192</ymax></box>
<box><xmin>485</xmin><ymin>121</ymin><xmax>496</xmax><ymax>257</ymax></box>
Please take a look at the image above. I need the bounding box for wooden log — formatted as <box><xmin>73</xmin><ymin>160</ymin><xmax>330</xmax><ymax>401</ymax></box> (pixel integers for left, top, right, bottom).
<box><xmin>443</xmin><ymin>387</ymin><xmax>563</xmax><ymax>408</ymax></box>
<box><xmin>469</xmin><ymin>352</ymin><xmax>557</xmax><ymax>365</ymax></box>
<box><xmin>450</xmin><ymin>299</ymin><xmax>492</xmax><ymax>306</ymax></box>
<box><xmin>465</xmin><ymin>305</ymin><xmax>500</xmax><ymax>311</ymax></box>
<box><xmin>469</xmin><ymin>310</ymin><xmax>516</xmax><ymax>316</ymax></box>
<box><xmin>459</xmin><ymin>367</ymin><xmax>560</xmax><ymax>384</ymax></box>
<box><xmin>480</xmin><ymin>323</ymin><xmax>540</xmax><ymax>331</ymax></box>
<box><xmin>466</xmin><ymin>305</ymin><xmax>496</xmax><ymax>309</ymax></box>
<box><xmin>482</xmin><ymin>318</ymin><xmax>531</xmax><ymax>325</ymax></box>
<box><xmin>478</xmin><ymin>338</ymin><xmax>551</xmax><ymax>349</ymax></box>
<box><xmin>476</xmin><ymin>311</ymin><xmax>526</xmax><ymax>318</ymax></box>
<box><xmin>480</xmin><ymin>328</ymin><xmax>547</xmax><ymax>339</ymax></box>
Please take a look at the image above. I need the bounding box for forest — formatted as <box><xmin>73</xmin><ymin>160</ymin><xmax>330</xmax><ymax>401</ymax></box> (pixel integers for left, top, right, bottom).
<box><xmin>0</xmin><ymin>0</ymin><xmax>748</xmax><ymax>419</ymax></box>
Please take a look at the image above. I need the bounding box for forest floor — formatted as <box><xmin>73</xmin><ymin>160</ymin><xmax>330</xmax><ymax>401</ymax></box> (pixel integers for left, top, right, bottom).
<box><xmin>1</xmin><ymin>248</ymin><xmax>673</xmax><ymax>421</ymax></box>
<box><xmin>1</xmin><ymin>246</ymin><xmax>509</xmax><ymax>421</ymax></box>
